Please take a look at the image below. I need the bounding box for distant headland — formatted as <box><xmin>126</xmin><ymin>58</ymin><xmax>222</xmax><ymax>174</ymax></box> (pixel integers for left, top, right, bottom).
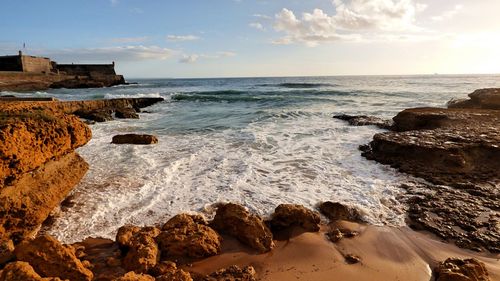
<box><xmin>0</xmin><ymin>51</ymin><xmax>126</xmax><ymax>92</ymax></box>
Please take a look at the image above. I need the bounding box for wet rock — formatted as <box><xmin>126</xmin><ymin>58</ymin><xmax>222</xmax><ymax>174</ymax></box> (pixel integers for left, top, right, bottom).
<box><xmin>211</xmin><ymin>203</ymin><xmax>274</xmax><ymax>253</ymax></box>
<box><xmin>112</xmin><ymin>271</ymin><xmax>155</xmax><ymax>281</ymax></box>
<box><xmin>0</xmin><ymin>261</ymin><xmax>64</xmax><ymax>281</ymax></box>
<box><xmin>157</xmin><ymin>214</ymin><xmax>222</xmax><ymax>260</ymax></box>
<box><xmin>152</xmin><ymin>261</ymin><xmax>193</xmax><ymax>281</ymax></box>
<box><xmin>434</xmin><ymin>258</ymin><xmax>490</xmax><ymax>281</ymax></box>
<box><xmin>269</xmin><ymin>204</ymin><xmax>321</xmax><ymax>232</ymax></box>
<box><xmin>111</xmin><ymin>134</ymin><xmax>158</xmax><ymax>145</ymax></box>
<box><xmin>116</xmin><ymin>225</ymin><xmax>141</xmax><ymax>249</ymax></box>
<box><xmin>203</xmin><ymin>265</ymin><xmax>257</xmax><ymax>281</ymax></box>
<box><xmin>448</xmin><ymin>88</ymin><xmax>500</xmax><ymax>110</ymax></box>
<box><xmin>326</xmin><ymin>228</ymin><xmax>359</xmax><ymax>243</ymax></box>
<box><xmin>319</xmin><ymin>202</ymin><xmax>361</xmax><ymax>222</ymax></box>
<box><xmin>333</xmin><ymin>114</ymin><xmax>393</xmax><ymax>130</ymax></box>
<box><xmin>75</xmin><ymin>109</ymin><xmax>114</xmax><ymax>122</ymax></box>
<box><xmin>115</xmin><ymin>108</ymin><xmax>139</xmax><ymax>119</ymax></box>
<box><xmin>122</xmin><ymin>231</ymin><xmax>160</xmax><ymax>274</ymax></box>
<box><xmin>344</xmin><ymin>254</ymin><xmax>361</xmax><ymax>264</ymax></box>
<box><xmin>14</xmin><ymin>235</ymin><xmax>93</xmax><ymax>281</ymax></box>
<box><xmin>0</xmin><ymin>239</ymin><xmax>14</xmax><ymax>266</ymax></box>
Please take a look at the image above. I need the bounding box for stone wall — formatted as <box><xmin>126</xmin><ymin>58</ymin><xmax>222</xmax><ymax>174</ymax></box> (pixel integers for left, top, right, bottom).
<box><xmin>20</xmin><ymin>56</ymin><xmax>53</xmax><ymax>73</ymax></box>
<box><xmin>57</xmin><ymin>64</ymin><xmax>117</xmax><ymax>77</ymax></box>
<box><xmin>0</xmin><ymin>56</ymin><xmax>23</xmax><ymax>72</ymax></box>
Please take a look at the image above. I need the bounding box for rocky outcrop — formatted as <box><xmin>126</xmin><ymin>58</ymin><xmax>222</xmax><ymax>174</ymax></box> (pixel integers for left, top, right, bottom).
<box><xmin>0</xmin><ymin>239</ymin><xmax>14</xmax><ymax>266</ymax></box>
<box><xmin>112</xmin><ymin>134</ymin><xmax>159</xmax><ymax>145</ymax></box>
<box><xmin>211</xmin><ymin>203</ymin><xmax>274</xmax><ymax>253</ymax></box>
<box><xmin>269</xmin><ymin>204</ymin><xmax>320</xmax><ymax>232</ymax></box>
<box><xmin>113</xmin><ymin>272</ymin><xmax>155</xmax><ymax>281</ymax></box>
<box><xmin>203</xmin><ymin>265</ymin><xmax>256</xmax><ymax>281</ymax></box>
<box><xmin>0</xmin><ymin>261</ymin><xmax>64</xmax><ymax>281</ymax></box>
<box><xmin>14</xmin><ymin>235</ymin><xmax>93</xmax><ymax>281</ymax></box>
<box><xmin>434</xmin><ymin>258</ymin><xmax>491</xmax><ymax>281</ymax></box>
<box><xmin>121</xmin><ymin>227</ymin><xmax>160</xmax><ymax>274</ymax></box>
<box><xmin>115</xmin><ymin>108</ymin><xmax>139</xmax><ymax>119</ymax></box>
<box><xmin>333</xmin><ymin>114</ymin><xmax>393</xmax><ymax>129</ymax></box>
<box><xmin>152</xmin><ymin>262</ymin><xmax>192</xmax><ymax>281</ymax></box>
<box><xmin>361</xmin><ymin>89</ymin><xmax>500</xmax><ymax>253</ymax></box>
<box><xmin>448</xmin><ymin>88</ymin><xmax>500</xmax><ymax>110</ymax></box>
<box><xmin>157</xmin><ymin>214</ymin><xmax>222</xmax><ymax>260</ymax></box>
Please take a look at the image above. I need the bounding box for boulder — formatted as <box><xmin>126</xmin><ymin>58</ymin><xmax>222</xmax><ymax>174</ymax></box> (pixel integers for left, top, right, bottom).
<box><xmin>115</xmin><ymin>108</ymin><xmax>139</xmax><ymax>119</ymax></box>
<box><xmin>14</xmin><ymin>235</ymin><xmax>93</xmax><ymax>281</ymax></box>
<box><xmin>115</xmin><ymin>226</ymin><xmax>160</xmax><ymax>273</ymax></box>
<box><xmin>333</xmin><ymin>114</ymin><xmax>393</xmax><ymax>129</ymax></box>
<box><xmin>75</xmin><ymin>109</ymin><xmax>114</xmax><ymax>122</ymax></box>
<box><xmin>319</xmin><ymin>202</ymin><xmax>361</xmax><ymax>222</ymax></box>
<box><xmin>0</xmin><ymin>239</ymin><xmax>14</xmax><ymax>266</ymax></box>
<box><xmin>434</xmin><ymin>258</ymin><xmax>490</xmax><ymax>281</ymax></box>
<box><xmin>0</xmin><ymin>261</ymin><xmax>64</xmax><ymax>281</ymax></box>
<box><xmin>157</xmin><ymin>214</ymin><xmax>222</xmax><ymax>260</ymax></box>
<box><xmin>211</xmin><ymin>203</ymin><xmax>274</xmax><ymax>253</ymax></box>
<box><xmin>344</xmin><ymin>254</ymin><xmax>361</xmax><ymax>265</ymax></box>
<box><xmin>152</xmin><ymin>261</ymin><xmax>193</xmax><ymax>281</ymax></box>
<box><xmin>112</xmin><ymin>271</ymin><xmax>155</xmax><ymax>281</ymax></box>
<box><xmin>204</xmin><ymin>265</ymin><xmax>257</xmax><ymax>281</ymax></box>
<box><xmin>448</xmin><ymin>88</ymin><xmax>500</xmax><ymax>110</ymax></box>
<box><xmin>269</xmin><ymin>204</ymin><xmax>321</xmax><ymax>232</ymax></box>
<box><xmin>111</xmin><ymin>134</ymin><xmax>158</xmax><ymax>145</ymax></box>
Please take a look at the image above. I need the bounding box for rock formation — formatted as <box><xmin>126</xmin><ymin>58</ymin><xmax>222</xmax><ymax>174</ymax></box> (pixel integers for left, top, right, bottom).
<box><xmin>269</xmin><ymin>204</ymin><xmax>321</xmax><ymax>232</ymax></box>
<box><xmin>434</xmin><ymin>258</ymin><xmax>491</xmax><ymax>281</ymax></box>
<box><xmin>112</xmin><ymin>134</ymin><xmax>159</xmax><ymax>145</ymax></box>
<box><xmin>211</xmin><ymin>203</ymin><xmax>274</xmax><ymax>253</ymax></box>
<box><xmin>0</xmin><ymin>261</ymin><xmax>65</xmax><ymax>281</ymax></box>
<box><xmin>333</xmin><ymin>114</ymin><xmax>393</xmax><ymax>129</ymax></box>
<box><xmin>448</xmin><ymin>88</ymin><xmax>500</xmax><ymax>110</ymax></box>
<box><xmin>319</xmin><ymin>202</ymin><xmax>361</xmax><ymax>222</ymax></box>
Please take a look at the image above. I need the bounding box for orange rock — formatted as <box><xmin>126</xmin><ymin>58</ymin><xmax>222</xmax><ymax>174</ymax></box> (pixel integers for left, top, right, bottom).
<box><xmin>112</xmin><ymin>271</ymin><xmax>155</xmax><ymax>281</ymax></box>
<box><xmin>111</xmin><ymin>134</ymin><xmax>158</xmax><ymax>145</ymax></box>
<box><xmin>157</xmin><ymin>214</ymin><xmax>221</xmax><ymax>260</ymax></box>
<box><xmin>270</xmin><ymin>204</ymin><xmax>321</xmax><ymax>232</ymax></box>
<box><xmin>152</xmin><ymin>261</ymin><xmax>193</xmax><ymax>281</ymax></box>
<box><xmin>0</xmin><ymin>261</ymin><xmax>65</xmax><ymax>281</ymax></box>
<box><xmin>14</xmin><ymin>235</ymin><xmax>93</xmax><ymax>281</ymax></box>
<box><xmin>122</xmin><ymin>233</ymin><xmax>159</xmax><ymax>274</ymax></box>
<box><xmin>435</xmin><ymin>258</ymin><xmax>490</xmax><ymax>281</ymax></box>
<box><xmin>204</xmin><ymin>265</ymin><xmax>257</xmax><ymax>281</ymax></box>
<box><xmin>0</xmin><ymin>239</ymin><xmax>14</xmax><ymax>266</ymax></box>
<box><xmin>211</xmin><ymin>203</ymin><xmax>274</xmax><ymax>253</ymax></box>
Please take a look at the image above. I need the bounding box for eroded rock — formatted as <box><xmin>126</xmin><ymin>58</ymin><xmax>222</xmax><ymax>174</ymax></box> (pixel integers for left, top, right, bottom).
<box><xmin>152</xmin><ymin>261</ymin><xmax>193</xmax><ymax>281</ymax></box>
<box><xmin>112</xmin><ymin>271</ymin><xmax>155</xmax><ymax>281</ymax></box>
<box><xmin>115</xmin><ymin>108</ymin><xmax>139</xmax><ymax>119</ymax></box>
<box><xmin>211</xmin><ymin>203</ymin><xmax>274</xmax><ymax>253</ymax></box>
<box><xmin>157</xmin><ymin>214</ymin><xmax>221</xmax><ymax>260</ymax></box>
<box><xmin>0</xmin><ymin>239</ymin><xmax>14</xmax><ymax>266</ymax></box>
<box><xmin>448</xmin><ymin>88</ymin><xmax>500</xmax><ymax>110</ymax></box>
<box><xmin>269</xmin><ymin>204</ymin><xmax>320</xmax><ymax>232</ymax></box>
<box><xmin>111</xmin><ymin>134</ymin><xmax>158</xmax><ymax>145</ymax></box>
<box><xmin>0</xmin><ymin>261</ymin><xmax>64</xmax><ymax>281</ymax></box>
<box><xmin>434</xmin><ymin>258</ymin><xmax>490</xmax><ymax>281</ymax></box>
<box><xmin>203</xmin><ymin>265</ymin><xmax>257</xmax><ymax>281</ymax></box>
<box><xmin>333</xmin><ymin>114</ymin><xmax>393</xmax><ymax>129</ymax></box>
<box><xmin>14</xmin><ymin>235</ymin><xmax>93</xmax><ymax>281</ymax></box>
<box><xmin>319</xmin><ymin>202</ymin><xmax>361</xmax><ymax>222</ymax></box>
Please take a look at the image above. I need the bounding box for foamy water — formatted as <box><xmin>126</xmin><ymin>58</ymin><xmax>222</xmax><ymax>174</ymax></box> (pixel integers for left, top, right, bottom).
<box><xmin>12</xmin><ymin>75</ymin><xmax>499</xmax><ymax>243</ymax></box>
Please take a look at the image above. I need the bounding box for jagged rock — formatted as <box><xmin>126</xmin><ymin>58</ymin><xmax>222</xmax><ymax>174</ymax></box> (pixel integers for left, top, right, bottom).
<box><xmin>326</xmin><ymin>229</ymin><xmax>343</xmax><ymax>242</ymax></box>
<box><xmin>112</xmin><ymin>271</ymin><xmax>155</xmax><ymax>281</ymax></box>
<box><xmin>319</xmin><ymin>202</ymin><xmax>361</xmax><ymax>222</ymax></box>
<box><xmin>0</xmin><ymin>239</ymin><xmax>14</xmax><ymax>266</ymax></box>
<box><xmin>211</xmin><ymin>203</ymin><xmax>274</xmax><ymax>253</ymax></box>
<box><xmin>434</xmin><ymin>258</ymin><xmax>490</xmax><ymax>281</ymax></box>
<box><xmin>14</xmin><ymin>235</ymin><xmax>93</xmax><ymax>281</ymax></box>
<box><xmin>111</xmin><ymin>134</ymin><xmax>158</xmax><ymax>145</ymax></box>
<box><xmin>0</xmin><ymin>261</ymin><xmax>64</xmax><ymax>281</ymax></box>
<box><xmin>115</xmin><ymin>226</ymin><xmax>160</xmax><ymax>273</ymax></box>
<box><xmin>333</xmin><ymin>114</ymin><xmax>393</xmax><ymax>129</ymax></box>
<box><xmin>269</xmin><ymin>204</ymin><xmax>321</xmax><ymax>232</ymax></box>
<box><xmin>344</xmin><ymin>254</ymin><xmax>361</xmax><ymax>264</ymax></box>
<box><xmin>115</xmin><ymin>108</ymin><xmax>139</xmax><ymax>119</ymax></box>
<box><xmin>75</xmin><ymin>109</ymin><xmax>114</xmax><ymax>122</ymax></box>
<box><xmin>152</xmin><ymin>261</ymin><xmax>193</xmax><ymax>281</ymax></box>
<box><xmin>448</xmin><ymin>88</ymin><xmax>500</xmax><ymax>110</ymax></box>
<box><xmin>157</xmin><ymin>214</ymin><xmax>221</xmax><ymax>260</ymax></box>
<box><xmin>204</xmin><ymin>265</ymin><xmax>256</xmax><ymax>281</ymax></box>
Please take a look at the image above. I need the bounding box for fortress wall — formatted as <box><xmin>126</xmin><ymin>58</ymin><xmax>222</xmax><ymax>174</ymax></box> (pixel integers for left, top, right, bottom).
<box><xmin>21</xmin><ymin>56</ymin><xmax>53</xmax><ymax>73</ymax></box>
<box><xmin>0</xmin><ymin>56</ymin><xmax>23</xmax><ymax>72</ymax></box>
<box><xmin>57</xmin><ymin>64</ymin><xmax>116</xmax><ymax>77</ymax></box>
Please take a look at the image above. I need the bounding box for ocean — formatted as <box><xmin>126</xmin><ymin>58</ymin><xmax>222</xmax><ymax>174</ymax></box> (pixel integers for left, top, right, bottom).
<box><xmin>10</xmin><ymin>75</ymin><xmax>500</xmax><ymax>243</ymax></box>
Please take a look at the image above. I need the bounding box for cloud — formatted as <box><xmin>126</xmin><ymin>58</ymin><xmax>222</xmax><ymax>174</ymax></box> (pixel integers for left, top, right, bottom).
<box><xmin>42</xmin><ymin>46</ymin><xmax>174</xmax><ymax>62</ymax></box>
<box><xmin>272</xmin><ymin>0</ymin><xmax>428</xmax><ymax>46</ymax></box>
<box><xmin>179</xmin><ymin>51</ymin><xmax>236</xmax><ymax>64</ymax></box>
<box><xmin>167</xmin><ymin>35</ymin><xmax>200</xmax><ymax>42</ymax></box>
<box><xmin>432</xmin><ymin>4</ymin><xmax>463</xmax><ymax>22</ymax></box>
<box><xmin>253</xmin><ymin>14</ymin><xmax>272</xmax><ymax>20</ymax></box>
<box><xmin>109</xmin><ymin>36</ymin><xmax>149</xmax><ymax>44</ymax></box>
<box><xmin>249</xmin><ymin>22</ymin><xmax>265</xmax><ymax>31</ymax></box>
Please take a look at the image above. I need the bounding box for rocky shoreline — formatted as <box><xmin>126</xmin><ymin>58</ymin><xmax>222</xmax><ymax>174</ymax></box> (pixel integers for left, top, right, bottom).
<box><xmin>0</xmin><ymin>89</ymin><xmax>499</xmax><ymax>280</ymax></box>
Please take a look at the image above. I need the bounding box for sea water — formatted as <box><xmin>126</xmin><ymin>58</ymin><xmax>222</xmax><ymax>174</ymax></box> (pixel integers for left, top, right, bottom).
<box><xmin>8</xmin><ymin>75</ymin><xmax>500</xmax><ymax>243</ymax></box>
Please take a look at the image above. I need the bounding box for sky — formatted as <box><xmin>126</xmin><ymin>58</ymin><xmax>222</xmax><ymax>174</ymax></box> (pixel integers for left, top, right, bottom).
<box><xmin>0</xmin><ymin>0</ymin><xmax>499</xmax><ymax>78</ymax></box>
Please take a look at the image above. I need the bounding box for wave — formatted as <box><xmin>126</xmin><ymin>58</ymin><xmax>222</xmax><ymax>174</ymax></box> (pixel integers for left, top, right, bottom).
<box><xmin>171</xmin><ymin>93</ymin><xmax>285</xmax><ymax>103</ymax></box>
<box><xmin>259</xmin><ymin>83</ymin><xmax>337</xmax><ymax>88</ymax></box>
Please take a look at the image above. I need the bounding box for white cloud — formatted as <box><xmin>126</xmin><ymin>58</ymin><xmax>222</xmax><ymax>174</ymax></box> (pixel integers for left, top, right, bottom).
<box><xmin>167</xmin><ymin>35</ymin><xmax>200</xmax><ymax>42</ymax></box>
<box><xmin>179</xmin><ymin>51</ymin><xmax>237</xmax><ymax>64</ymax></box>
<box><xmin>272</xmin><ymin>0</ymin><xmax>429</xmax><ymax>46</ymax></box>
<box><xmin>432</xmin><ymin>4</ymin><xmax>463</xmax><ymax>22</ymax></box>
<box><xmin>249</xmin><ymin>22</ymin><xmax>265</xmax><ymax>31</ymax></box>
<box><xmin>253</xmin><ymin>14</ymin><xmax>272</xmax><ymax>20</ymax></box>
<box><xmin>43</xmin><ymin>46</ymin><xmax>174</xmax><ymax>62</ymax></box>
<box><xmin>109</xmin><ymin>36</ymin><xmax>149</xmax><ymax>44</ymax></box>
